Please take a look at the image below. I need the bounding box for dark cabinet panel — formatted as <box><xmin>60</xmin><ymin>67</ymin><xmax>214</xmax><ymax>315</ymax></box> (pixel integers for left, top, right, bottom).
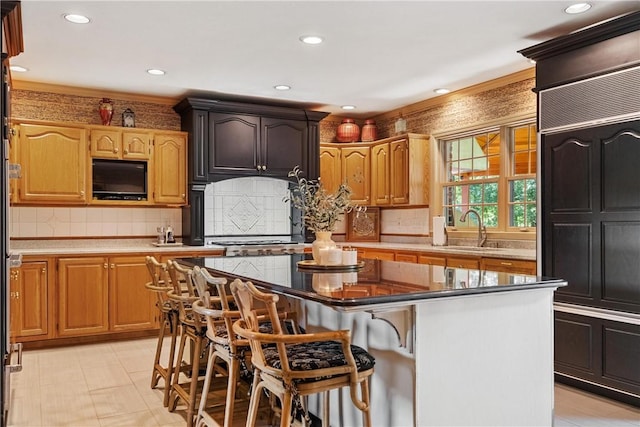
<box><xmin>555</xmin><ymin>314</ymin><xmax>595</xmax><ymax>372</ymax></box>
<box><xmin>548</xmin><ymin>134</ymin><xmax>592</xmax><ymax>212</ymax></box>
<box><xmin>602</xmin><ymin>222</ymin><xmax>640</xmax><ymax>306</ymax></box>
<box><xmin>180</xmin><ymin>109</ymin><xmax>209</xmax><ymax>182</ymax></box>
<box><xmin>261</xmin><ymin>117</ymin><xmax>308</xmax><ymax>178</ymax></box>
<box><xmin>602</xmin><ymin>129</ymin><xmax>640</xmax><ymax>211</ymax></box>
<box><xmin>551</xmin><ymin>224</ymin><xmax>592</xmax><ymax>299</ymax></box>
<box><xmin>209</xmin><ymin>113</ymin><xmax>260</xmax><ymax>175</ymax></box>
<box><xmin>603</xmin><ymin>325</ymin><xmax>640</xmax><ymax>388</ymax></box>
<box><xmin>182</xmin><ymin>184</ymin><xmax>206</xmax><ymax>246</ymax></box>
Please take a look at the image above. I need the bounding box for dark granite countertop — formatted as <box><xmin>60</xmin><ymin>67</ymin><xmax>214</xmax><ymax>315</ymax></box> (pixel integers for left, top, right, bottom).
<box><xmin>178</xmin><ymin>254</ymin><xmax>565</xmax><ymax>311</ymax></box>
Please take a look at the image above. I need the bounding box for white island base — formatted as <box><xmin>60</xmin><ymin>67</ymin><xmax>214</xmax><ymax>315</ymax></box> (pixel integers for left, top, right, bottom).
<box><xmin>301</xmin><ymin>287</ymin><xmax>556</xmax><ymax>427</ymax></box>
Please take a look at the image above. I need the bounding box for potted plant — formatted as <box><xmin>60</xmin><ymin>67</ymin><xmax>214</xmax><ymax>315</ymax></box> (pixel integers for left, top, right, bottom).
<box><xmin>285</xmin><ymin>166</ymin><xmax>355</xmax><ymax>263</ymax></box>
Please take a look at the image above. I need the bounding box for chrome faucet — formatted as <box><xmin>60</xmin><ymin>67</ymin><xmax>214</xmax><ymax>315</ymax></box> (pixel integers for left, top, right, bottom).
<box><xmin>459</xmin><ymin>208</ymin><xmax>487</xmax><ymax>247</ymax></box>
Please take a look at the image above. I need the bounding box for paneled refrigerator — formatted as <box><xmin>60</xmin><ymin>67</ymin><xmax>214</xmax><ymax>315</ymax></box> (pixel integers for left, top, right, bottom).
<box><xmin>2</xmin><ymin>51</ymin><xmax>22</xmax><ymax>426</ymax></box>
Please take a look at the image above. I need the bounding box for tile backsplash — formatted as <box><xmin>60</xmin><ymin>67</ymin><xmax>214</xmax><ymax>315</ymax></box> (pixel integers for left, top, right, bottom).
<box><xmin>10</xmin><ymin>206</ymin><xmax>182</xmax><ymax>238</ymax></box>
<box><xmin>204</xmin><ymin>177</ymin><xmax>292</xmax><ymax>236</ymax></box>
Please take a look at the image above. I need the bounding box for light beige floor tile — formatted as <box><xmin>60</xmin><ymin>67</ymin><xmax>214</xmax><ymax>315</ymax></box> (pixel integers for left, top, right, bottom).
<box><xmin>150</xmin><ymin>405</ymin><xmax>189</xmax><ymax>426</ymax></box>
<box><xmin>40</xmin><ymin>384</ymin><xmax>100</xmax><ymax>426</ymax></box>
<box><xmin>6</xmin><ymin>393</ymin><xmax>42</xmax><ymax>427</ymax></box>
<box><xmin>127</xmin><ymin>370</ymin><xmax>167</xmax><ymax>409</ymax></box>
<box><xmin>82</xmin><ymin>362</ymin><xmax>133</xmax><ymax>391</ymax></box>
<box><xmin>115</xmin><ymin>349</ymin><xmax>156</xmax><ymax>374</ymax></box>
<box><xmin>90</xmin><ymin>384</ymin><xmax>149</xmax><ymax>419</ymax></box>
<box><xmin>98</xmin><ymin>409</ymin><xmax>160</xmax><ymax>427</ymax></box>
<box><xmin>39</xmin><ymin>364</ymin><xmax>88</xmax><ymax>388</ymax></box>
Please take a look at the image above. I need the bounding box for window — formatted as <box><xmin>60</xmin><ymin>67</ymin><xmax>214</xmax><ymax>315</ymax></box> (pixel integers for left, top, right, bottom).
<box><xmin>440</xmin><ymin>121</ymin><xmax>537</xmax><ymax>233</ymax></box>
<box><xmin>509</xmin><ymin>124</ymin><xmax>537</xmax><ymax>228</ymax></box>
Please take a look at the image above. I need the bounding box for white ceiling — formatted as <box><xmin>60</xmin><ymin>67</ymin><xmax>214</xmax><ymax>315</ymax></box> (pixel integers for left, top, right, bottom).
<box><xmin>11</xmin><ymin>1</ymin><xmax>640</xmax><ymax>117</ymax></box>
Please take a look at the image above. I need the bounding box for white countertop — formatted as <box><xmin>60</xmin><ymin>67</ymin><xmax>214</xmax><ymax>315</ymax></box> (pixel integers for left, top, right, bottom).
<box><xmin>10</xmin><ymin>238</ymin><xmax>536</xmax><ymax>260</ymax></box>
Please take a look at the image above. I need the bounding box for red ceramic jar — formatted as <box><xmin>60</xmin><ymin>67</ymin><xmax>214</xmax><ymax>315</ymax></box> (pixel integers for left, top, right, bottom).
<box><xmin>361</xmin><ymin>119</ymin><xmax>378</xmax><ymax>142</ymax></box>
<box><xmin>336</xmin><ymin>118</ymin><xmax>360</xmax><ymax>143</ymax></box>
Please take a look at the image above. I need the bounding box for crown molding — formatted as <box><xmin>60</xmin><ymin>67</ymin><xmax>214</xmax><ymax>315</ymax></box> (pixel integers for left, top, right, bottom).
<box><xmin>373</xmin><ymin>68</ymin><xmax>536</xmax><ymax>121</ymax></box>
<box><xmin>11</xmin><ymin>80</ymin><xmax>180</xmax><ymax>105</ymax></box>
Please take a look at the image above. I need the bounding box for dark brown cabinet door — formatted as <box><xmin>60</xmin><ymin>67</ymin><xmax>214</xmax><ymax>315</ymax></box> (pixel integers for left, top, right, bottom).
<box><xmin>543</xmin><ymin>120</ymin><xmax>640</xmax><ymax>314</ymax></box>
<box><xmin>261</xmin><ymin>117</ymin><xmax>308</xmax><ymax>178</ymax></box>
<box><xmin>208</xmin><ymin>113</ymin><xmax>260</xmax><ymax>176</ymax></box>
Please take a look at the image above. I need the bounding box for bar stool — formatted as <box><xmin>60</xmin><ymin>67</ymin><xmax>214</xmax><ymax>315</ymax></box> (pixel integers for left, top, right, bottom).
<box><xmin>191</xmin><ymin>265</ymin><xmax>250</xmax><ymax>427</ymax></box>
<box><xmin>166</xmin><ymin>259</ymin><xmax>210</xmax><ymax>427</ymax></box>
<box><xmin>230</xmin><ymin>278</ymin><xmax>375</xmax><ymax>427</ymax></box>
<box><xmin>144</xmin><ymin>255</ymin><xmax>179</xmax><ymax>407</ymax></box>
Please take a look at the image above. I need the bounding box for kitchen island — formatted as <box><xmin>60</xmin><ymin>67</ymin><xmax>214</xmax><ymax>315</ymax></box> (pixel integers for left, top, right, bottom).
<box><xmin>179</xmin><ymin>254</ymin><xmax>566</xmax><ymax>427</ymax></box>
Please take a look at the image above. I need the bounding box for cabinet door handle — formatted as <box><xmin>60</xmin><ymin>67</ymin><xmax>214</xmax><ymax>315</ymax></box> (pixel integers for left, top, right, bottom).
<box><xmin>256</xmin><ymin>165</ymin><xmax>261</xmax><ymax>171</ymax></box>
<box><xmin>124</xmin><ymin>149</ymin><xmax>129</xmax><ymax>155</ymax></box>
<box><xmin>110</xmin><ymin>264</ymin><xmax>115</xmax><ymax>269</ymax></box>
<box><xmin>104</xmin><ymin>263</ymin><xmax>108</xmax><ymax>269</ymax></box>
<box><xmin>114</xmin><ymin>147</ymin><xmax>119</xmax><ymax>153</ymax></box>
<box><xmin>41</xmin><ymin>268</ymin><xmax>46</xmax><ymax>274</ymax></box>
<box><xmin>262</xmin><ymin>165</ymin><xmax>267</xmax><ymax>171</ymax></box>
<box><xmin>181</xmin><ymin>194</ymin><xmax>186</xmax><ymax>199</ymax></box>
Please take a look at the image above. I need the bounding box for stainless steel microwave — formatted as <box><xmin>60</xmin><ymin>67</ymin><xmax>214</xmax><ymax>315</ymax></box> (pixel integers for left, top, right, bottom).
<box><xmin>92</xmin><ymin>159</ymin><xmax>148</xmax><ymax>200</ymax></box>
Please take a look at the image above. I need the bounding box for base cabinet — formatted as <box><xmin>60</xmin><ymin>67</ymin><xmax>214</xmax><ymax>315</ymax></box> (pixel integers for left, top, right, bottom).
<box><xmin>57</xmin><ymin>257</ymin><xmax>110</xmax><ymax>337</ymax></box>
<box><xmin>554</xmin><ymin>311</ymin><xmax>640</xmax><ymax>405</ymax></box>
<box><xmin>9</xmin><ymin>260</ymin><xmax>50</xmax><ymax>340</ymax></box>
<box><xmin>109</xmin><ymin>255</ymin><xmax>157</xmax><ymax>331</ymax></box>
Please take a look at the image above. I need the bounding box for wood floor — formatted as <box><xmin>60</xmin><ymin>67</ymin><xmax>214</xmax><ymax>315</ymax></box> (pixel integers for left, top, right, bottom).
<box><xmin>6</xmin><ymin>337</ymin><xmax>639</xmax><ymax>427</ymax></box>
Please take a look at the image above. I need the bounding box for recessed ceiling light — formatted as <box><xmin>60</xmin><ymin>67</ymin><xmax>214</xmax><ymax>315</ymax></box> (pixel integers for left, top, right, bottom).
<box><xmin>564</xmin><ymin>3</ymin><xmax>591</xmax><ymax>14</ymax></box>
<box><xmin>274</xmin><ymin>85</ymin><xmax>291</xmax><ymax>91</ymax></box>
<box><xmin>299</xmin><ymin>35</ymin><xmax>324</xmax><ymax>45</ymax></box>
<box><xmin>10</xmin><ymin>65</ymin><xmax>28</xmax><ymax>72</ymax></box>
<box><xmin>341</xmin><ymin>105</ymin><xmax>356</xmax><ymax>110</ymax></box>
<box><xmin>146</xmin><ymin>69</ymin><xmax>166</xmax><ymax>76</ymax></box>
<box><xmin>63</xmin><ymin>13</ymin><xmax>90</xmax><ymax>24</ymax></box>
<box><xmin>434</xmin><ymin>88</ymin><xmax>450</xmax><ymax>94</ymax></box>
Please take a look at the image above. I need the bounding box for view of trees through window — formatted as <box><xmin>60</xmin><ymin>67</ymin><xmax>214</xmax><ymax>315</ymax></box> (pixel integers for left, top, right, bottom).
<box><xmin>441</xmin><ymin>122</ymin><xmax>537</xmax><ymax>231</ymax></box>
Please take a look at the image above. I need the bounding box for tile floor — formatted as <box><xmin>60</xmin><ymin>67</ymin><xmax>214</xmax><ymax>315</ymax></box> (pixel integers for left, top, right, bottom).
<box><xmin>6</xmin><ymin>337</ymin><xmax>640</xmax><ymax>427</ymax></box>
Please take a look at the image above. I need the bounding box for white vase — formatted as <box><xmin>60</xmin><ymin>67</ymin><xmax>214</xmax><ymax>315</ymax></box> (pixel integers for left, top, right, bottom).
<box><xmin>312</xmin><ymin>231</ymin><xmax>337</xmax><ymax>264</ymax></box>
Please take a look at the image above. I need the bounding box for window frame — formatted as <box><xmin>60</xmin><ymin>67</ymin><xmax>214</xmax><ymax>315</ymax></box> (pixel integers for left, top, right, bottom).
<box><xmin>433</xmin><ymin>118</ymin><xmax>537</xmax><ymax>240</ymax></box>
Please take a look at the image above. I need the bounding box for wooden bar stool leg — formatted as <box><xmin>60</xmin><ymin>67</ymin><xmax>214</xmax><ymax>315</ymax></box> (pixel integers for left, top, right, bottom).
<box><xmin>168</xmin><ymin>330</ymin><xmax>188</xmax><ymax>412</ymax></box>
<box><xmin>150</xmin><ymin>313</ymin><xmax>167</xmax><ymax>389</ymax></box>
<box><xmin>162</xmin><ymin>310</ymin><xmax>179</xmax><ymax>407</ymax></box>
<box><xmin>195</xmin><ymin>344</ymin><xmax>217</xmax><ymax>427</ymax></box>
<box><xmin>322</xmin><ymin>390</ymin><xmax>330</xmax><ymax>427</ymax></box>
<box><xmin>185</xmin><ymin>335</ymin><xmax>204</xmax><ymax>427</ymax></box>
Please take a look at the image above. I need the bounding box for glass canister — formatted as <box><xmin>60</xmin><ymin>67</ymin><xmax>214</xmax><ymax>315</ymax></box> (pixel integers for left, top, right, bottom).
<box><xmin>361</xmin><ymin>119</ymin><xmax>378</xmax><ymax>142</ymax></box>
<box><xmin>336</xmin><ymin>118</ymin><xmax>360</xmax><ymax>143</ymax></box>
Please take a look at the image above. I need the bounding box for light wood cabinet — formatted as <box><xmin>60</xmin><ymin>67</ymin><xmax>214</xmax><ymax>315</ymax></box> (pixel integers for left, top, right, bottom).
<box><xmin>9</xmin><ymin>260</ymin><xmax>49</xmax><ymax>340</ymax></box>
<box><xmin>442</xmin><ymin>256</ymin><xmax>480</xmax><ymax>270</ymax></box>
<box><xmin>89</xmin><ymin>127</ymin><xmax>151</xmax><ymax>160</ymax></box>
<box><xmin>109</xmin><ymin>255</ymin><xmax>157</xmax><ymax>331</ymax></box>
<box><xmin>319</xmin><ymin>145</ymin><xmax>342</xmax><ymax>195</ymax></box>
<box><xmin>360</xmin><ymin>249</ymin><xmax>395</xmax><ymax>261</ymax></box>
<box><xmin>153</xmin><ymin>132</ymin><xmax>187</xmax><ymax>205</ymax></box>
<box><xmin>481</xmin><ymin>257</ymin><xmax>537</xmax><ymax>275</ymax></box>
<box><xmin>15</xmin><ymin>123</ymin><xmax>87</xmax><ymax>203</ymax></box>
<box><xmin>341</xmin><ymin>145</ymin><xmax>371</xmax><ymax>205</ymax></box>
<box><xmin>395</xmin><ymin>252</ymin><xmax>418</xmax><ymax>263</ymax></box>
<box><xmin>320</xmin><ymin>133</ymin><xmax>428</xmax><ymax>207</ymax></box>
<box><xmin>418</xmin><ymin>254</ymin><xmax>447</xmax><ymax>266</ymax></box>
<box><xmin>371</xmin><ymin>139</ymin><xmax>410</xmax><ymax>205</ymax></box>
<box><xmin>57</xmin><ymin>257</ymin><xmax>110</xmax><ymax>337</ymax></box>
